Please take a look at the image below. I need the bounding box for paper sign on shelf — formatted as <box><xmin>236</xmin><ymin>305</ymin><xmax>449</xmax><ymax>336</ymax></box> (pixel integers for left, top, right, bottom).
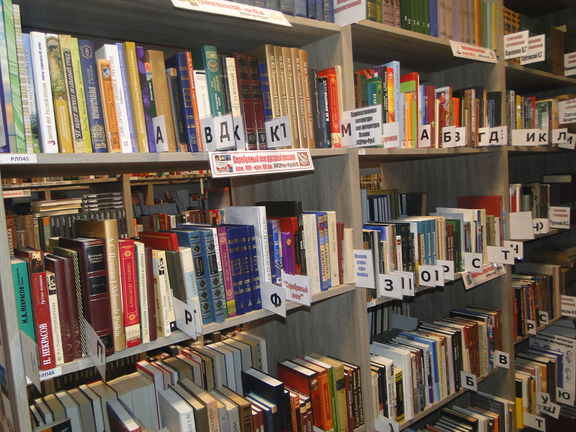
<box><xmin>493</xmin><ymin>350</ymin><xmax>510</xmax><ymax>369</ymax></box>
<box><xmin>559</xmin><ymin>98</ymin><xmax>576</xmax><ymax>124</ymax></box>
<box><xmin>450</xmin><ymin>40</ymin><xmax>497</xmax><ymax>63</ymax></box>
<box><xmin>565</xmin><ymin>52</ymin><xmax>576</xmax><ymax>76</ymax></box>
<box><xmin>461</xmin><ymin>371</ymin><xmax>478</xmax><ymax>391</ymax></box>
<box><xmin>552</xmin><ymin>128</ymin><xmax>568</xmax><ymax>144</ymax></box>
<box><xmin>561</xmin><ymin>295</ymin><xmax>576</xmax><ymax>318</ymax></box>
<box><xmin>538</xmin><ymin>393</ymin><xmax>561</xmax><ymax>419</ymax></box>
<box><xmin>341</xmin><ymin>106</ymin><xmax>383</xmax><ymax>148</ymax></box>
<box><xmin>418</xmin><ymin>125</ymin><xmax>432</xmax><ymax>148</ymax></box>
<box><xmin>340</xmin><ymin>115</ymin><xmax>354</xmax><ymax>147</ymax></box>
<box><xmin>504</xmin><ymin>30</ymin><xmax>529</xmax><ymax>59</ymax></box>
<box><xmin>549</xmin><ymin>206</ymin><xmax>571</xmax><ymax>229</ymax></box>
<box><xmin>512</xmin><ymin>129</ymin><xmax>548</xmax><ymax>146</ymax></box>
<box><xmin>152</xmin><ymin>115</ymin><xmax>169</xmax><ymax>152</ymax></box>
<box><xmin>395</xmin><ymin>271</ymin><xmax>415</xmax><ymax>296</ymax></box>
<box><xmin>418</xmin><ymin>264</ymin><xmax>443</xmax><ymax>287</ymax></box>
<box><xmin>261</xmin><ymin>281</ymin><xmax>287</xmax><ymax>317</ymax></box>
<box><xmin>209</xmin><ymin>149</ymin><xmax>314</xmax><ymax>178</ymax></box>
<box><xmin>437</xmin><ymin>260</ymin><xmax>455</xmax><ymax>281</ymax></box>
<box><xmin>266</xmin><ymin>116</ymin><xmax>292</xmax><ymax>149</ymax></box>
<box><xmin>0</xmin><ymin>153</ymin><xmax>38</xmax><ymax>164</ymax></box>
<box><xmin>171</xmin><ymin>0</ymin><xmax>291</xmax><ymax>26</ymax></box>
<box><xmin>39</xmin><ymin>367</ymin><xmax>62</xmax><ymax>382</ymax></box>
<box><xmin>510</xmin><ymin>211</ymin><xmax>535</xmax><ymax>240</ymax></box>
<box><xmin>382</xmin><ymin>122</ymin><xmax>401</xmax><ymax>148</ymax></box>
<box><xmin>442</xmin><ymin>126</ymin><xmax>467</xmax><ymax>147</ymax></box>
<box><xmin>478</xmin><ymin>126</ymin><xmax>507</xmax><ymax>146</ymax></box>
<box><xmin>524</xmin><ymin>413</ymin><xmax>546</xmax><ymax>432</ymax></box>
<box><xmin>232</xmin><ymin>116</ymin><xmax>247</xmax><ymax>150</ymax></box>
<box><xmin>533</xmin><ymin>218</ymin><xmax>550</xmax><ymax>235</ymax></box>
<box><xmin>520</xmin><ymin>34</ymin><xmax>546</xmax><ymax>65</ymax></box>
<box><xmin>503</xmin><ymin>240</ymin><xmax>524</xmax><ymax>259</ymax></box>
<box><xmin>527</xmin><ymin>319</ymin><xmax>537</xmax><ymax>335</ymax></box>
<box><xmin>487</xmin><ymin>246</ymin><xmax>515</xmax><ymax>265</ymax></box>
<box><xmin>20</xmin><ymin>331</ymin><xmax>40</xmax><ymax>391</ymax></box>
<box><xmin>83</xmin><ymin>318</ymin><xmax>106</xmax><ymax>380</ymax></box>
<box><xmin>462</xmin><ymin>263</ymin><xmax>507</xmax><ymax>290</ymax></box>
<box><xmin>173</xmin><ymin>298</ymin><xmax>199</xmax><ymax>339</ymax></box>
<box><xmin>354</xmin><ymin>249</ymin><xmax>375</xmax><ymax>289</ymax></box>
<box><xmin>559</xmin><ymin>134</ymin><xmax>576</xmax><ymax>150</ymax></box>
<box><xmin>378</xmin><ymin>273</ymin><xmax>403</xmax><ymax>300</ymax></box>
<box><xmin>212</xmin><ymin>114</ymin><xmax>237</xmax><ymax>150</ymax></box>
<box><xmin>464</xmin><ymin>252</ymin><xmax>483</xmax><ymax>272</ymax></box>
<box><xmin>282</xmin><ymin>271</ymin><xmax>310</xmax><ymax>306</ymax></box>
<box><xmin>538</xmin><ymin>311</ymin><xmax>549</xmax><ymax>325</ymax></box>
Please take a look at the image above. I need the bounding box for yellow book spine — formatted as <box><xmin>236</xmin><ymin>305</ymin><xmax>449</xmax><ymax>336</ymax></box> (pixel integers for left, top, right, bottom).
<box><xmin>124</xmin><ymin>41</ymin><xmax>148</xmax><ymax>153</ymax></box>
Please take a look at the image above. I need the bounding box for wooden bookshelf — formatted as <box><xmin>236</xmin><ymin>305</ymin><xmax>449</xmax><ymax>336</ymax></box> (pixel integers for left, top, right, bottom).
<box><xmin>514</xmin><ymin>316</ymin><xmax>563</xmax><ymax>345</ymax></box>
<box><xmin>506</xmin><ymin>62</ymin><xmax>576</xmax><ymax>92</ymax></box>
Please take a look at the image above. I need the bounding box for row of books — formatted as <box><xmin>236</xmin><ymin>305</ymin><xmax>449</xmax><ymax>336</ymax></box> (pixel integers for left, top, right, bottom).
<box><xmin>32</xmin><ymin>334</ymin><xmax>365</xmax><ymax>431</ymax></box>
<box><xmin>509</xmin><ymin>183</ymin><xmax>550</xmax><ymax>219</ymax></box>
<box><xmin>232</xmin><ymin>0</ymin><xmax>335</xmax><ymax>22</ymax></box>
<box><xmin>408</xmin><ymin>393</ymin><xmax>513</xmax><ymax>432</ymax></box>
<box><xmin>11</xmin><ymin>203</ymin><xmax>355</xmax><ymax>369</ymax></box>
<box><xmin>360</xmin><ymin>188</ymin><xmax>428</xmax><ymax>224</ymax></box>
<box><xmin>367</xmin><ymin>0</ymin><xmax>498</xmax><ymax>49</ymax></box>
<box><xmin>355</xmin><ymin>62</ymin><xmax>503</xmax><ymax>148</ymax></box>
<box><xmin>370</xmin><ymin>305</ymin><xmax>503</xmax><ymax>422</ymax></box>
<box><xmin>7</xmin><ymin>5</ymin><xmax>346</xmax><ymax>154</ymax></box>
<box><xmin>505</xmin><ymin>92</ymin><xmax>574</xmax><ymax>132</ymax></box>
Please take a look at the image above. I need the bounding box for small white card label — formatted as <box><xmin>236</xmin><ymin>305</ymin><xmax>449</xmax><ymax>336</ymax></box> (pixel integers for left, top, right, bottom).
<box><xmin>538</xmin><ymin>393</ymin><xmax>561</xmax><ymax>419</ymax></box>
<box><xmin>533</xmin><ymin>218</ymin><xmax>550</xmax><ymax>235</ymax></box>
<box><xmin>0</xmin><ymin>154</ymin><xmax>38</xmax><ymax>164</ymax></box>
<box><xmin>487</xmin><ymin>246</ymin><xmax>515</xmax><ymax>264</ymax></box>
<box><xmin>340</xmin><ymin>116</ymin><xmax>354</xmax><ymax>147</ymax></box>
<box><xmin>418</xmin><ymin>265</ymin><xmax>438</xmax><ymax>287</ymax></box>
<box><xmin>341</xmin><ymin>106</ymin><xmax>383</xmax><ymax>148</ymax></box>
<box><xmin>504</xmin><ymin>241</ymin><xmax>524</xmax><ymax>259</ymax></box>
<box><xmin>261</xmin><ymin>281</ymin><xmax>286</xmax><ymax>317</ymax></box>
<box><xmin>527</xmin><ymin>319</ymin><xmax>537</xmax><ymax>335</ymax></box>
<box><xmin>556</xmin><ymin>387</ymin><xmax>576</xmax><ymax>405</ymax></box>
<box><xmin>493</xmin><ymin>350</ymin><xmax>510</xmax><ymax>369</ymax></box>
<box><xmin>561</xmin><ymin>295</ymin><xmax>576</xmax><ymax>318</ymax></box>
<box><xmin>450</xmin><ymin>40</ymin><xmax>497</xmax><ymax>63</ymax></box>
<box><xmin>512</xmin><ymin>129</ymin><xmax>548</xmax><ymax>146</ymax></box>
<box><xmin>21</xmin><ymin>331</ymin><xmax>40</xmax><ymax>390</ymax></box>
<box><xmin>552</xmin><ymin>128</ymin><xmax>568</xmax><ymax>144</ymax></box>
<box><xmin>437</xmin><ymin>260</ymin><xmax>455</xmax><ymax>281</ymax></box>
<box><xmin>461</xmin><ymin>371</ymin><xmax>478</xmax><ymax>391</ymax></box>
<box><xmin>559</xmin><ymin>134</ymin><xmax>576</xmax><ymax>150</ymax></box>
<box><xmin>212</xmin><ymin>113</ymin><xmax>237</xmax><ymax>150</ymax></box>
<box><xmin>354</xmin><ymin>250</ymin><xmax>375</xmax><ymax>289</ymax></box>
<box><xmin>173</xmin><ymin>298</ymin><xmax>198</xmax><ymax>339</ymax></box>
<box><xmin>232</xmin><ymin>116</ymin><xmax>247</xmax><ymax>150</ymax></box>
<box><xmin>510</xmin><ymin>211</ymin><xmax>535</xmax><ymax>240</ymax></box>
<box><xmin>266</xmin><ymin>116</ymin><xmax>292</xmax><ymax>148</ymax></box>
<box><xmin>478</xmin><ymin>126</ymin><xmax>507</xmax><ymax>146</ymax></box>
<box><xmin>39</xmin><ymin>367</ymin><xmax>62</xmax><ymax>381</ymax></box>
<box><xmin>538</xmin><ymin>311</ymin><xmax>549</xmax><ymax>325</ymax></box>
<box><xmin>520</xmin><ymin>34</ymin><xmax>546</xmax><ymax>65</ymax></box>
<box><xmin>442</xmin><ymin>126</ymin><xmax>467</xmax><ymax>147</ymax></box>
<box><xmin>418</xmin><ymin>124</ymin><xmax>432</xmax><ymax>148</ymax></box>
<box><xmin>395</xmin><ymin>271</ymin><xmax>415</xmax><ymax>296</ymax></box>
<box><xmin>464</xmin><ymin>252</ymin><xmax>483</xmax><ymax>272</ymax></box>
<box><xmin>379</xmin><ymin>273</ymin><xmax>403</xmax><ymax>300</ymax></box>
<box><xmin>152</xmin><ymin>115</ymin><xmax>169</xmax><ymax>152</ymax></box>
<box><xmin>282</xmin><ymin>271</ymin><xmax>310</xmax><ymax>306</ymax></box>
<box><xmin>83</xmin><ymin>318</ymin><xmax>106</xmax><ymax>380</ymax></box>
<box><xmin>549</xmin><ymin>206</ymin><xmax>571</xmax><ymax>229</ymax></box>
<box><xmin>382</xmin><ymin>121</ymin><xmax>401</xmax><ymax>148</ymax></box>
<box><xmin>504</xmin><ymin>30</ymin><xmax>529</xmax><ymax>59</ymax></box>
<box><xmin>559</xmin><ymin>98</ymin><xmax>576</xmax><ymax>124</ymax></box>
<box><xmin>209</xmin><ymin>149</ymin><xmax>314</xmax><ymax>177</ymax></box>
<box><xmin>565</xmin><ymin>52</ymin><xmax>576</xmax><ymax>76</ymax></box>
<box><xmin>524</xmin><ymin>413</ymin><xmax>546</xmax><ymax>432</ymax></box>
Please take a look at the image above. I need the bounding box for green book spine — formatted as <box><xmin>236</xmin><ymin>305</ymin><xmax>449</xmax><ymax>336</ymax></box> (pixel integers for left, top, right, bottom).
<box><xmin>424</xmin><ymin>0</ymin><xmax>430</xmax><ymax>35</ymax></box>
<box><xmin>194</xmin><ymin>46</ymin><xmax>225</xmax><ymax>117</ymax></box>
<box><xmin>13</xmin><ymin>4</ymin><xmax>32</xmax><ymax>153</ymax></box>
<box><xmin>12</xmin><ymin>259</ymin><xmax>35</xmax><ymax>341</ymax></box>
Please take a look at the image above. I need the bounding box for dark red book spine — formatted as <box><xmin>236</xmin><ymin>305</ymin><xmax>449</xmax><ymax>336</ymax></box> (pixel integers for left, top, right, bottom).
<box><xmin>138</xmin><ymin>232</ymin><xmax>179</xmax><ymax>251</ymax></box>
<box><xmin>31</xmin><ymin>271</ymin><xmax>56</xmax><ymax>370</ymax></box>
<box><xmin>318</xmin><ymin>67</ymin><xmax>341</xmax><ymax>148</ymax></box>
<box><xmin>216</xmin><ymin>227</ymin><xmax>236</xmax><ymax>318</ymax></box>
<box><xmin>145</xmin><ymin>246</ymin><xmax>157</xmax><ymax>341</ymax></box>
<box><xmin>247</xmin><ymin>55</ymin><xmax>267</xmax><ymax>150</ymax></box>
<box><xmin>119</xmin><ymin>239</ymin><xmax>141</xmax><ymax>348</ymax></box>
<box><xmin>234</xmin><ymin>53</ymin><xmax>257</xmax><ymax>150</ymax></box>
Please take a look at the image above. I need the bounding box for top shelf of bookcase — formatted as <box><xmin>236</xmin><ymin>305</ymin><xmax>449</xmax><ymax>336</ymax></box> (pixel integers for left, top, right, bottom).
<box><xmin>506</xmin><ymin>63</ymin><xmax>576</xmax><ymax>92</ymax></box>
<box><xmin>504</xmin><ymin>0</ymin><xmax>574</xmax><ymax>17</ymax></box>
<box><xmin>349</xmin><ymin>20</ymin><xmax>475</xmax><ymax>72</ymax></box>
<box><xmin>19</xmin><ymin>0</ymin><xmax>340</xmax><ymax>53</ymax></box>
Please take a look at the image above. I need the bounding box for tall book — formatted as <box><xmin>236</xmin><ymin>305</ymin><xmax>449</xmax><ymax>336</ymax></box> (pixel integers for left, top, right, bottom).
<box><xmin>69</xmin><ymin>37</ymin><xmax>93</xmax><ymax>153</ymax></box>
<box><xmin>13</xmin><ymin>5</ymin><xmax>33</xmax><ymax>153</ymax></box>
<box><xmin>46</xmin><ymin>270</ymin><xmax>64</xmax><ymax>366</ymax></box>
<box><xmin>136</xmin><ymin>46</ymin><xmax>156</xmax><ymax>152</ymax></box>
<box><xmin>193</xmin><ymin>45</ymin><xmax>225</xmax><ymax>117</ymax></box>
<box><xmin>318</xmin><ymin>67</ymin><xmax>342</xmax><ymax>147</ymax></box>
<box><xmin>118</xmin><ymin>239</ymin><xmax>141</xmax><ymax>348</ymax></box>
<box><xmin>96</xmin><ymin>59</ymin><xmax>121</xmax><ymax>152</ymax></box>
<box><xmin>123</xmin><ymin>41</ymin><xmax>149</xmax><ymax>153</ymax></box>
<box><xmin>75</xmin><ymin>219</ymin><xmax>126</xmax><ymax>352</ymax></box>
<box><xmin>78</xmin><ymin>39</ymin><xmax>108</xmax><ymax>152</ymax></box>
<box><xmin>11</xmin><ymin>257</ymin><xmax>35</xmax><ymax>341</ymax></box>
<box><xmin>21</xmin><ymin>33</ymin><xmax>41</xmax><ymax>152</ymax></box>
<box><xmin>0</xmin><ymin>0</ymin><xmax>15</xmax><ymax>152</ymax></box>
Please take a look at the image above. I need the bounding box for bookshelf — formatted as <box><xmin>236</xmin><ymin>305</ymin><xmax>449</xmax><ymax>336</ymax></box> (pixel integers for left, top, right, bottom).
<box><xmin>0</xmin><ymin>0</ymin><xmax>574</xmax><ymax>431</ymax></box>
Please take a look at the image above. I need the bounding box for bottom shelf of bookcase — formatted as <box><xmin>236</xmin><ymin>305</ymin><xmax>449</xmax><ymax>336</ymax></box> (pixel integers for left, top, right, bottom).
<box><xmin>514</xmin><ymin>316</ymin><xmax>563</xmax><ymax>345</ymax></box>
<box><xmin>37</xmin><ymin>283</ymin><xmax>358</xmax><ymax>382</ymax></box>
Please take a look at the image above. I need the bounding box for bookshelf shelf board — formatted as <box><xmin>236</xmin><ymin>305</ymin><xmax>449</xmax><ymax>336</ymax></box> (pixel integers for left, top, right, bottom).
<box><xmin>350</xmin><ymin>20</ymin><xmax>473</xmax><ymax>72</ymax></box>
<box><xmin>525</xmin><ymin>227</ymin><xmax>575</xmax><ymax>243</ymax></box>
<box><xmin>505</xmin><ymin>62</ymin><xmax>576</xmax><ymax>92</ymax></box>
<box><xmin>394</xmin><ymin>369</ymin><xmax>499</xmax><ymax>430</ymax></box>
<box><xmin>19</xmin><ymin>0</ymin><xmax>339</xmax><ymax>53</ymax></box>
<box><xmin>37</xmin><ymin>283</ymin><xmax>357</xmax><ymax>382</ymax></box>
<box><xmin>357</xmin><ymin>147</ymin><xmax>497</xmax><ymax>164</ymax></box>
<box><xmin>2</xmin><ymin>177</ymin><xmax>120</xmax><ymax>190</ymax></box>
<box><xmin>514</xmin><ymin>316</ymin><xmax>563</xmax><ymax>345</ymax></box>
<box><xmin>505</xmin><ymin>145</ymin><xmax>568</xmax><ymax>156</ymax></box>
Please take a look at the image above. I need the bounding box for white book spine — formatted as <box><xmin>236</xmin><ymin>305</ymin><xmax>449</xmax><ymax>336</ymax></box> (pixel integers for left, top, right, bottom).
<box><xmin>152</xmin><ymin>251</ymin><xmax>171</xmax><ymax>337</ymax></box>
<box><xmin>326</xmin><ymin>211</ymin><xmax>339</xmax><ymax>286</ymax></box>
<box><xmin>135</xmin><ymin>241</ymin><xmax>150</xmax><ymax>344</ymax></box>
<box><xmin>303</xmin><ymin>213</ymin><xmax>321</xmax><ymax>293</ymax></box>
<box><xmin>95</xmin><ymin>44</ymin><xmax>132</xmax><ymax>153</ymax></box>
<box><xmin>209</xmin><ymin>228</ymin><xmax>223</xmax><ymax>272</ymax></box>
<box><xmin>193</xmin><ymin>70</ymin><xmax>211</xmax><ymax>120</ymax></box>
<box><xmin>29</xmin><ymin>32</ymin><xmax>58</xmax><ymax>153</ymax></box>
<box><xmin>179</xmin><ymin>247</ymin><xmax>198</xmax><ymax>300</ymax></box>
<box><xmin>256</xmin><ymin>208</ymin><xmax>271</xmax><ymax>283</ymax></box>
<box><xmin>46</xmin><ymin>272</ymin><xmax>64</xmax><ymax>365</ymax></box>
<box><xmin>225</xmin><ymin>57</ymin><xmax>242</xmax><ymax>118</ymax></box>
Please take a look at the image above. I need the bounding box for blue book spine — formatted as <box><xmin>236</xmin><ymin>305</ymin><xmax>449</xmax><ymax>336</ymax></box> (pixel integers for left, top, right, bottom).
<box><xmin>400</xmin><ymin>332</ymin><xmax>440</xmax><ymax>400</ymax></box>
<box><xmin>258</xmin><ymin>63</ymin><xmax>273</xmax><ymax>122</ymax></box>
<box><xmin>271</xmin><ymin>220</ymin><xmax>282</xmax><ymax>284</ymax></box>
<box><xmin>306</xmin><ymin>0</ymin><xmax>316</xmax><ymax>19</ymax></box>
<box><xmin>280</xmin><ymin>0</ymin><xmax>295</xmax><ymax>15</ymax></box>
<box><xmin>308</xmin><ymin>212</ymin><xmax>330</xmax><ymax>291</ymax></box>
<box><xmin>315</xmin><ymin>0</ymin><xmax>323</xmax><ymax>20</ymax></box>
<box><xmin>317</xmin><ymin>77</ymin><xmax>330</xmax><ymax>148</ymax></box>
<box><xmin>429</xmin><ymin>0</ymin><xmax>438</xmax><ymax>37</ymax></box>
<box><xmin>173</xmin><ymin>230</ymin><xmax>215</xmax><ymax>324</ymax></box>
<box><xmin>225</xmin><ymin>226</ymin><xmax>247</xmax><ymax>315</ymax></box>
<box><xmin>78</xmin><ymin>40</ymin><xmax>108</xmax><ymax>152</ymax></box>
<box><xmin>324</xmin><ymin>0</ymin><xmax>334</xmax><ymax>22</ymax></box>
<box><xmin>294</xmin><ymin>0</ymin><xmax>307</xmax><ymax>16</ymax></box>
<box><xmin>201</xmin><ymin>230</ymin><xmax>226</xmax><ymax>322</ymax></box>
<box><xmin>265</xmin><ymin>0</ymin><xmax>280</xmax><ymax>10</ymax></box>
<box><xmin>116</xmin><ymin>43</ymin><xmax>137</xmax><ymax>152</ymax></box>
<box><xmin>245</xmin><ymin>225</ymin><xmax>262</xmax><ymax>310</ymax></box>
<box><xmin>136</xmin><ymin>46</ymin><xmax>156</xmax><ymax>152</ymax></box>
<box><xmin>166</xmin><ymin>53</ymin><xmax>198</xmax><ymax>152</ymax></box>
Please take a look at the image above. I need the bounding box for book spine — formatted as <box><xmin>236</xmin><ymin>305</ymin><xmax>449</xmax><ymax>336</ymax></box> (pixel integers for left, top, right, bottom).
<box><xmin>28</xmin><ymin>32</ymin><xmax>58</xmax><ymax>153</ymax></box>
<box><xmin>281</xmin><ymin>231</ymin><xmax>296</xmax><ymax>274</ymax></box>
<box><xmin>115</xmin><ymin>43</ymin><xmax>137</xmax><ymax>152</ymax></box>
<box><xmin>119</xmin><ymin>240</ymin><xmax>141</xmax><ymax>348</ymax></box>
<box><xmin>235</xmin><ymin>54</ymin><xmax>257</xmax><ymax>150</ymax></box>
<box><xmin>317</xmin><ymin>76</ymin><xmax>331</xmax><ymax>148</ymax></box>
<box><xmin>145</xmin><ymin>247</ymin><xmax>157</xmax><ymax>341</ymax></box>
<box><xmin>246</xmin><ymin>225</ymin><xmax>262</xmax><ymax>310</ymax></box>
<box><xmin>0</xmin><ymin>2</ymin><xmax>15</xmax><ymax>152</ymax></box>
<box><xmin>31</xmin><ymin>272</ymin><xmax>55</xmax><ymax>370</ymax></box>
<box><xmin>97</xmin><ymin>59</ymin><xmax>121</xmax><ymax>152</ymax></box>
<box><xmin>282</xmin><ymin>47</ymin><xmax>300</xmax><ymax>148</ymax></box>
<box><xmin>46</xmin><ymin>271</ymin><xmax>64</xmax><ymax>366</ymax></box>
<box><xmin>171</xmin><ymin>53</ymin><xmax>199</xmax><ymax>152</ymax></box>
<box><xmin>70</xmin><ymin>38</ymin><xmax>93</xmax><ymax>153</ymax></box>
<box><xmin>60</xmin><ymin>35</ymin><xmax>85</xmax><ymax>153</ymax></box>
<box><xmin>123</xmin><ymin>42</ymin><xmax>148</xmax><ymax>153</ymax></box>
<box><xmin>152</xmin><ymin>250</ymin><xmax>172</xmax><ymax>337</ymax></box>
<box><xmin>203</xmin><ymin>232</ymin><xmax>226</xmax><ymax>322</ymax></box>
<box><xmin>166</xmin><ymin>67</ymin><xmax>187</xmax><ymax>152</ymax></box>
<box><xmin>134</xmin><ymin>242</ymin><xmax>149</xmax><ymax>343</ymax></box>
<box><xmin>202</xmin><ymin>46</ymin><xmax>225</xmax><ymax>117</ymax></box>
<box><xmin>257</xmin><ymin>62</ymin><xmax>273</xmax><ymax>122</ymax></box>
<box><xmin>78</xmin><ymin>39</ymin><xmax>107</xmax><ymax>152</ymax></box>
<box><xmin>46</xmin><ymin>34</ymin><xmax>73</xmax><ymax>153</ymax></box>
<box><xmin>299</xmin><ymin>49</ymin><xmax>315</xmax><ymax>148</ymax></box>
<box><xmin>2</xmin><ymin>0</ymin><xmax>25</xmax><ymax>152</ymax></box>
<box><xmin>248</xmin><ymin>55</ymin><xmax>267</xmax><ymax>149</ymax></box>
<box><xmin>291</xmin><ymin>48</ymin><xmax>307</xmax><ymax>149</ymax></box>
<box><xmin>13</xmin><ymin>5</ymin><xmax>32</xmax><ymax>153</ymax></box>
<box><xmin>217</xmin><ymin>228</ymin><xmax>237</xmax><ymax>318</ymax></box>
<box><xmin>21</xmin><ymin>34</ymin><xmax>41</xmax><ymax>152</ymax></box>
<box><xmin>136</xmin><ymin>46</ymin><xmax>156</xmax><ymax>152</ymax></box>
<box><xmin>12</xmin><ymin>260</ymin><xmax>35</xmax><ymax>340</ymax></box>
<box><xmin>188</xmin><ymin>232</ymin><xmax>215</xmax><ymax>324</ymax></box>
